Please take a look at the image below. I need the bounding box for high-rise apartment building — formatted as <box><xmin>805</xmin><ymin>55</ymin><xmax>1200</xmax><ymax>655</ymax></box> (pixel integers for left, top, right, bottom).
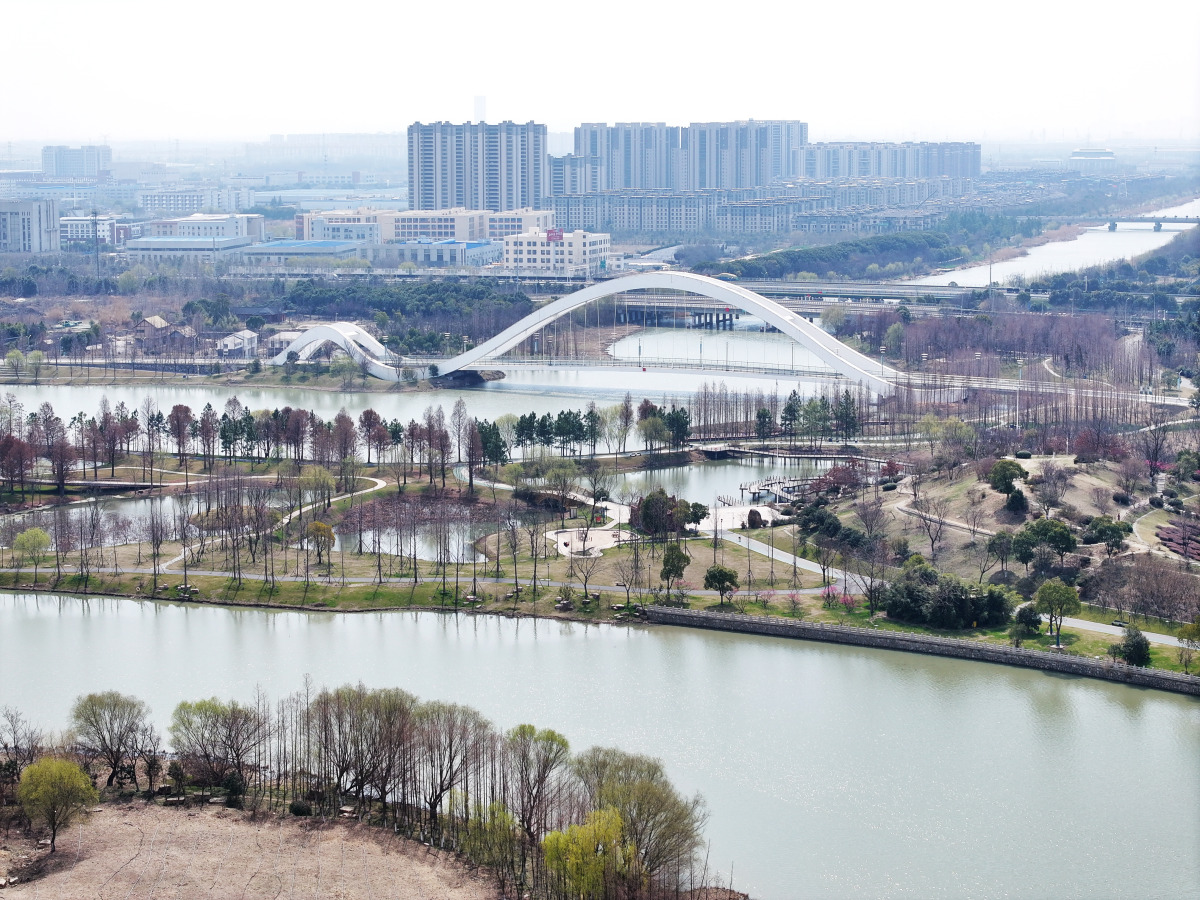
<box><xmin>408</xmin><ymin>122</ymin><xmax>549</xmax><ymax>211</ymax></box>
<box><xmin>683</xmin><ymin>120</ymin><xmax>809</xmax><ymax>190</ymax></box>
<box><xmin>566</xmin><ymin>121</ymin><xmax>809</xmax><ymax>194</ymax></box>
<box><xmin>0</xmin><ymin>200</ymin><xmax>60</xmax><ymax>253</ymax></box>
<box><xmin>41</xmin><ymin>145</ymin><xmax>113</xmax><ymax>179</ymax></box>
<box><xmin>798</xmin><ymin>143</ymin><xmax>981</xmax><ymax>179</ymax></box>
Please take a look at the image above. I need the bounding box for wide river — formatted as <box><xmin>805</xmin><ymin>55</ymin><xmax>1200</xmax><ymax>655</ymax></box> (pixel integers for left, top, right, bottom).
<box><xmin>1</xmin><ymin>594</ymin><xmax>1196</xmax><ymax>899</ymax></box>
<box><xmin>914</xmin><ymin>197</ymin><xmax>1200</xmax><ymax>287</ymax></box>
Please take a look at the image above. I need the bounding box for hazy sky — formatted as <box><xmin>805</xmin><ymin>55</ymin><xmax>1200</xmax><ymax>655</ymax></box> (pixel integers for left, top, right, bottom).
<box><xmin>5</xmin><ymin>0</ymin><xmax>1199</xmax><ymax>146</ymax></box>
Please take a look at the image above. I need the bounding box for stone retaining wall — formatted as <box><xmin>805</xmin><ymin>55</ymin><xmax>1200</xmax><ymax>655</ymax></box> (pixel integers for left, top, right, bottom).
<box><xmin>645</xmin><ymin>607</ymin><xmax>1200</xmax><ymax>697</ymax></box>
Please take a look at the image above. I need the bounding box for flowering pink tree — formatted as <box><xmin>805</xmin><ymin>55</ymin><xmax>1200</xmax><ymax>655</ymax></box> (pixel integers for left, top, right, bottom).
<box><xmin>674</xmin><ymin>579</ymin><xmax>693</xmax><ymax>603</ymax></box>
<box><xmin>820</xmin><ymin>584</ymin><xmax>840</xmax><ymax>609</ymax></box>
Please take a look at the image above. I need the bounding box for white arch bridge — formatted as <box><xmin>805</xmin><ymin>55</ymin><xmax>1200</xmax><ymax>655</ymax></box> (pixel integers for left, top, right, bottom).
<box><xmin>267</xmin><ymin>273</ymin><xmax>1179</xmax><ymax>406</ymax></box>
<box><xmin>270</xmin><ymin>272</ymin><xmax>898</xmax><ymax>391</ymax></box>
<box><xmin>441</xmin><ymin>271</ymin><xmax>899</xmax><ymax>393</ymax></box>
<box><xmin>269</xmin><ymin>322</ymin><xmax>409</xmax><ymax>381</ymax></box>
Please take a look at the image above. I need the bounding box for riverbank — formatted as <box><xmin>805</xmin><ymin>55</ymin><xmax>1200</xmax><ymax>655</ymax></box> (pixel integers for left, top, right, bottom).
<box><xmin>985</xmin><ymin>223</ymin><xmax>1085</xmax><ymax>263</ymax></box>
<box><xmin>1</xmin><ymin>565</ymin><xmax>1192</xmax><ymax>691</ymax></box>
<box><xmin>647</xmin><ymin>607</ymin><xmax>1200</xmax><ymax>697</ymax></box>
<box><xmin>0</xmin><ymin>365</ymin><xmax>439</xmax><ymax>394</ymax></box>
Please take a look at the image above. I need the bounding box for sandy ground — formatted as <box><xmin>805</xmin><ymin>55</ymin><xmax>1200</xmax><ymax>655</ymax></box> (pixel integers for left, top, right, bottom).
<box><xmin>2</xmin><ymin>802</ymin><xmax>498</xmax><ymax>899</ymax></box>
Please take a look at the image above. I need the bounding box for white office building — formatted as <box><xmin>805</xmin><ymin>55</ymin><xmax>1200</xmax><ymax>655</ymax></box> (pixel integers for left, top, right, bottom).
<box><xmin>502</xmin><ymin>229</ymin><xmax>610</xmax><ymax>275</ymax></box>
<box><xmin>487</xmin><ymin>208</ymin><xmax>554</xmax><ymax>239</ymax></box>
<box><xmin>0</xmin><ymin>200</ymin><xmax>60</xmax><ymax>253</ymax></box>
<box><xmin>140</xmin><ymin>213</ymin><xmax>266</xmax><ymax>241</ymax></box>
<box><xmin>137</xmin><ymin>188</ymin><xmax>255</xmax><ymax>214</ymax></box>
<box><xmin>60</xmin><ymin>215</ymin><xmax>121</xmax><ymax>247</ymax></box>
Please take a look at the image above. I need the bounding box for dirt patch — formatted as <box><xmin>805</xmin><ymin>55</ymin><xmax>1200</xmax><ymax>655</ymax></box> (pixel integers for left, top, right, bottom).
<box><xmin>4</xmin><ymin>802</ymin><xmax>498</xmax><ymax>899</ymax></box>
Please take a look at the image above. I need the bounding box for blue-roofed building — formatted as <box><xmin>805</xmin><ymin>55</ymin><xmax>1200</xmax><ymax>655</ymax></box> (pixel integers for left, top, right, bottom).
<box><xmin>241</xmin><ymin>239</ymin><xmax>365</xmax><ymax>266</ymax></box>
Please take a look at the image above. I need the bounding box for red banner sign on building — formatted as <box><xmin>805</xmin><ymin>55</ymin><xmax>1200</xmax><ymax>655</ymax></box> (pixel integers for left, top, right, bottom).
<box><xmin>546</xmin><ymin>228</ymin><xmax>563</xmax><ymax>242</ymax></box>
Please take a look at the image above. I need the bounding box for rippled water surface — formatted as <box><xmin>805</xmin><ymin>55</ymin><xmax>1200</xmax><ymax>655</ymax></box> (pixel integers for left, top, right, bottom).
<box><xmin>2</xmin><ymin>595</ymin><xmax>1197</xmax><ymax>899</ymax></box>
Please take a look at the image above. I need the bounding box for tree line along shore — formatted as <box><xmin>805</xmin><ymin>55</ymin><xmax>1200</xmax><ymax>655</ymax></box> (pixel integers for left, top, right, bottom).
<box><xmin>0</xmin><ymin>686</ymin><xmax>731</xmax><ymax>899</ymax></box>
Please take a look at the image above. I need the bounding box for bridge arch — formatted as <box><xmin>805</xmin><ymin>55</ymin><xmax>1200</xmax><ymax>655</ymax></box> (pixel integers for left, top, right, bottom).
<box><xmin>442</xmin><ymin>271</ymin><xmax>899</xmax><ymax>393</ymax></box>
<box><xmin>270</xmin><ymin>322</ymin><xmax>402</xmax><ymax>381</ymax></box>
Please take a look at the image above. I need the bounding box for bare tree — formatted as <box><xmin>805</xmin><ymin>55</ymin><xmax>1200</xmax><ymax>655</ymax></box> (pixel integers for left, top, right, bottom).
<box><xmin>960</xmin><ymin>489</ymin><xmax>988</xmax><ymax>543</ymax></box>
<box><xmin>1035</xmin><ymin>461</ymin><xmax>1072</xmax><ymax>514</ymax></box>
<box><xmin>853</xmin><ymin>497</ymin><xmax>889</xmax><ymax>545</ymax></box>
<box><xmin>972</xmin><ymin>538</ymin><xmax>998</xmax><ymax>583</ymax></box>
<box><xmin>1118</xmin><ymin>457</ymin><xmax>1147</xmax><ymax>496</ymax></box>
<box><xmin>849</xmin><ymin>540</ymin><xmax>890</xmax><ymax>615</ymax></box>
<box><xmin>813</xmin><ymin>536</ymin><xmax>839</xmax><ymax>585</ymax></box>
<box><xmin>913</xmin><ymin>497</ymin><xmax>950</xmax><ymax>563</ymax></box>
<box><xmin>613</xmin><ymin>545</ymin><xmax>640</xmax><ymax>605</ymax></box>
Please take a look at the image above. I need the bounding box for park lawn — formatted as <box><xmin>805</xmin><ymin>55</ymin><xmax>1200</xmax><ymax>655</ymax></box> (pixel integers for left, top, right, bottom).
<box><xmin>1131</xmin><ymin>507</ymin><xmax>1171</xmax><ymax>550</ymax></box>
<box><xmin>479</xmin><ymin>528</ymin><xmax>820</xmax><ymax>594</ymax></box>
<box><xmin>1068</xmin><ymin>601</ymin><xmax>1183</xmax><ymax>635</ymax></box>
<box><xmin>0</xmin><ymin>565</ymin><xmax>637</xmax><ymax>621</ymax></box>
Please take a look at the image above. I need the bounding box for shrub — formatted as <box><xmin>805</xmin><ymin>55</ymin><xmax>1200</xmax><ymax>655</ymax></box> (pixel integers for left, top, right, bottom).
<box><xmin>882</xmin><ymin>482</ymin><xmax>898</xmax><ymax>492</ymax></box>
<box><xmin>1016</xmin><ymin>604</ymin><xmax>1042</xmax><ymax>631</ymax></box>
<box><xmin>746</xmin><ymin>509</ymin><xmax>764</xmax><ymax>529</ymax></box>
<box><xmin>1015</xmin><ymin>450</ymin><xmax>1032</xmax><ymax>459</ymax></box>
<box><xmin>1116</xmin><ymin>626</ymin><xmax>1152</xmax><ymax>667</ymax></box>
<box><xmin>988</xmin><ymin>459</ymin><xmax>1027</xmax><ymax>494</ymax></box>
<box><xmin>1113</xmin><ymin>492</ymin><xmax>1132</xmax><ymax>505</ymax></box>
<box><xmin>1149</xmin><ymin>495</ymin><xmax>1164</xmax><ymax>508</ymax></box>
<box><xmin>1162</xmin><ymin>488</ymin><xmax>1178</xmax><ymax>499</ymax></box>
<box><xmin>1005</xmin><ymin>489</ymin><xmax>1029</xmax><ymax>514</ymax></box>
<box><xmin>289</xmin><ymin>799</ymin><xmax>313</xmax><ymax>816</ymax></box>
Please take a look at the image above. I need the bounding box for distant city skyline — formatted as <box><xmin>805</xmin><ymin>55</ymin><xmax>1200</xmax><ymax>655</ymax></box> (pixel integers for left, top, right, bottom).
<box><xmin>4</xmin><ymin>0</ymin><xmax>1197</xmax><ymax>145</ymax></box>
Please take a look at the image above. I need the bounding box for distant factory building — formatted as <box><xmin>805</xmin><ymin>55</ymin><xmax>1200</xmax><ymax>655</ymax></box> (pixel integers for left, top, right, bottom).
<box><xmin>375</xmin><ymin>239</ymin><xmax>502</xmax><ymax>268</ymax></box>
<box><xmin>1069</xmin><ymin>149</ymin><xmax>1119</xmax><ymax>175</ymax></box>
<box><xmin>240</xmin><ymin>239</ymin><xmax>364</xmax><ymax>266</ymax></box>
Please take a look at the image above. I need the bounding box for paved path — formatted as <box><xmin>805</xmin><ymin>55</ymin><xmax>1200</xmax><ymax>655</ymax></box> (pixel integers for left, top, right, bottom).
<box><xmin>1058</xmin><ymin>615</ymin><xmax>1182</xmax><ymax>647</ymax></box>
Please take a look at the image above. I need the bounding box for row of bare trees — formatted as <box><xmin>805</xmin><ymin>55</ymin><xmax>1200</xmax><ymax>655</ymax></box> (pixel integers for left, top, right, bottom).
<box><xmin>0</xmin><ymin>391</ymin><xmax>475</xmax><ymax>491</ymax></box>
<box><xmin>1081</xmin><ymin>554</ymin><xmax>1200</xmax><ymax>624</ymax></box>
<box><xmin>2</xmin><ymin>684</ymin><xmax>710</xmax><ymax>899</ymax></box>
